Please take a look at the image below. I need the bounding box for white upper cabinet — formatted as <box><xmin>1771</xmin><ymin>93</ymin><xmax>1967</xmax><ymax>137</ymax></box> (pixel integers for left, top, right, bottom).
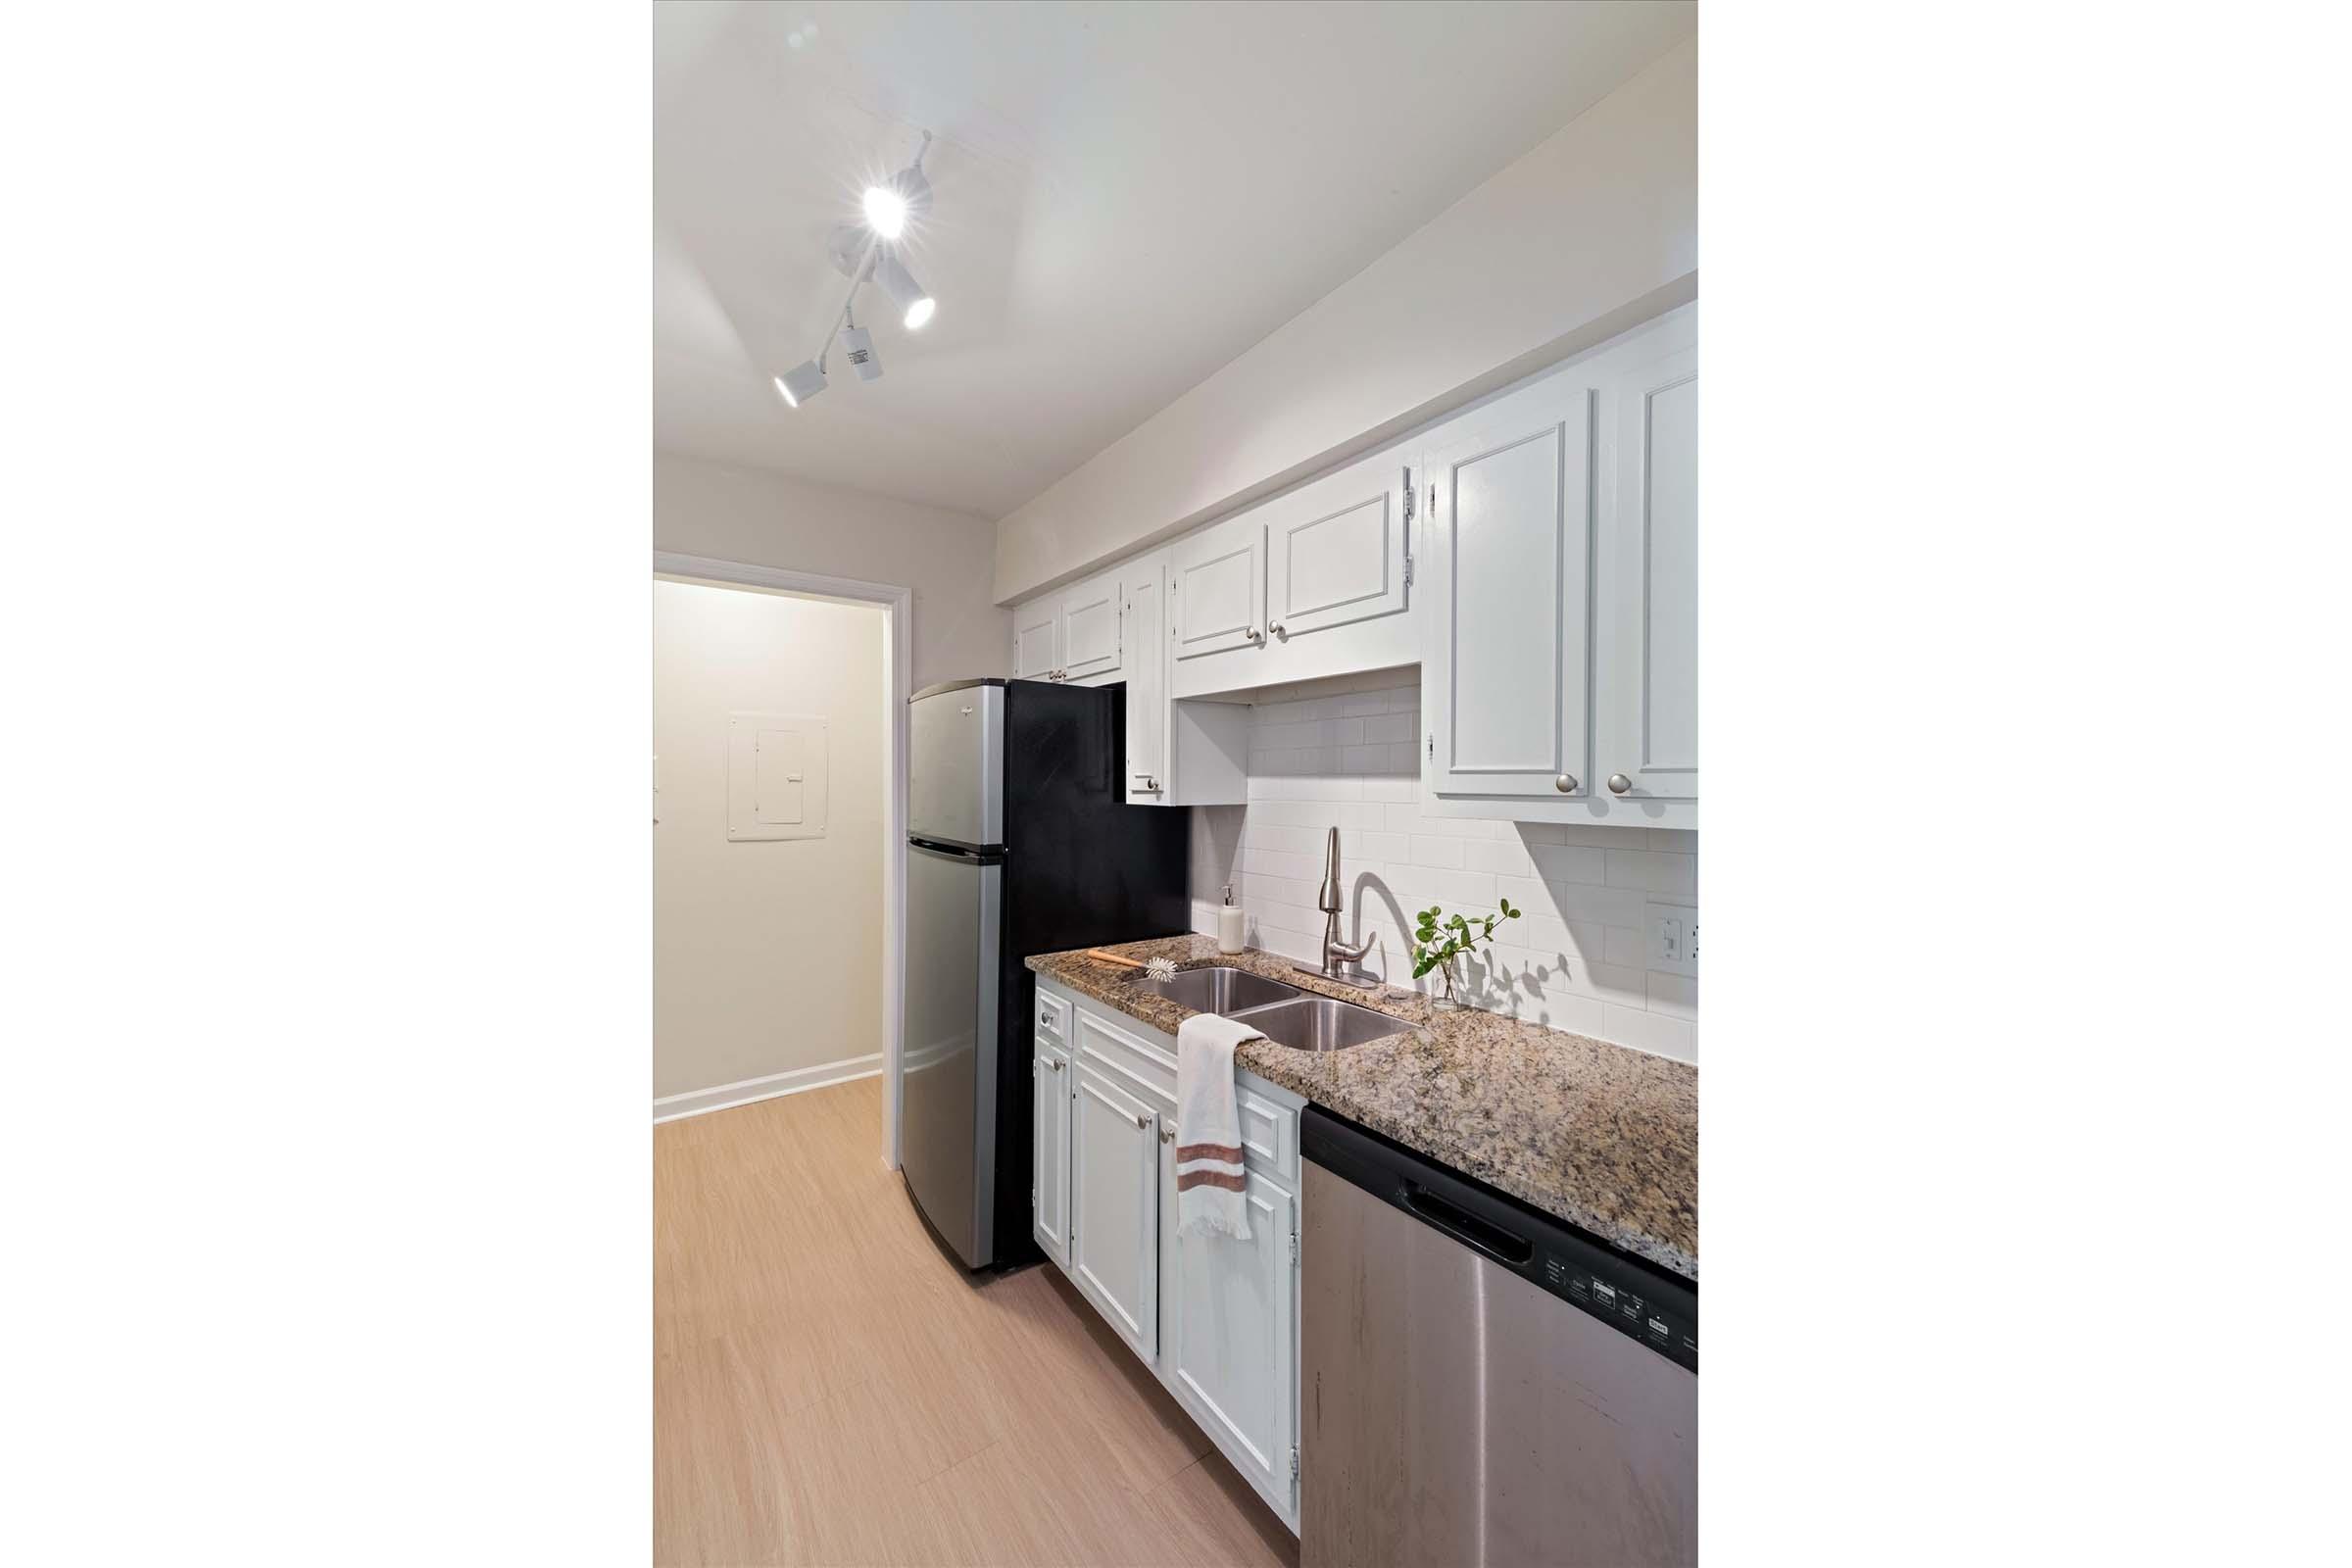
<box><xmin>1011</xmin><ymin>600</ymin><xmax>1061</xmax><ymax>680</ymax></box>
<box><xmin>1422</xmin><ymin>375</ymin><xmax>1595</xmax><ymax>802</ymax></box>
<box><xmin>1260</xmin><ymin>453</ymin><xmax>1411</xmax><ymax>645</ymax></box>
<box><xmin>1059</xmin><ymin>568</ymin><xmax>1123</xmax><ymax>683</ymax></box>
<box><xmin>1170</xmin><ymin>511</ymin><xmax>1266</xmax><ymax>667</ymax></box>
<box><xmin>1121</xmin><ymin>556</ymin><xmax>1168</xmax><ymax>799</ymax></box>
<box><xmin>1594</xmin><ymin>316</ymin><xmax>1698</xmax><ymax>805</ymax></box>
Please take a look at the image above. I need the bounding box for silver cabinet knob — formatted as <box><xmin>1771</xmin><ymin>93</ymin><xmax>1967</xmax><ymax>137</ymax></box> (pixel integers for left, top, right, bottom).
<box><xmin>1134</xmin><ymin>1111</ymin><xmax>1151</xmax><ymax>1131</ymax></box>
<box><xmin>1247</xmin><ymin>626</ymin><xmax>1264</xmax><ymax>643</ymax></box>
<box><xmin>1270</xmin><ymin>621</ymin><xmax>1287</xmax><ymax>638</ymax></box>
<box><xmin>1048</xmin><ymin>1058</ymin><xmax>1062</xmax><ymax>1072</ymax></box>
<box><xmin>1159</xmin><ymin>1127</ymin><xmax>1174</xmax><ymax>1146</ymax></box>
<box><xmin>1554</xmin><ymin>773</ymin><xmax>1578</xmax><ymax>794</ymax></box>
<box><xmin>1607</xmin><ymin>773</ymin><xmax>1632</xmax><ymax>795</ymax></box>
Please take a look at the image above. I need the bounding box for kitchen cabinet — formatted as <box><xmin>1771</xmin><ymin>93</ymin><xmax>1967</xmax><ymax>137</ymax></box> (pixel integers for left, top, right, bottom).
<box><xmin>1419</xmin><ymin>304</ymin><xmax>1697</xmax><ymax>828</ymax></box>
<box><xmin>1033</xmin><ymin>977</ymin><xmax>1304</xmax><ymax>1533</ymax></box>
<box><xmin>1011</xmin><ymin>600</ymin><xmax>1060</xmax><ymax>680</ymax></box>
<box><xmin>1120</xmin><ymin>551</ymin><xmax>1249</xmax><ymax>807</ymax></box>
<box><xmin>1259</xmin><ymin>451</ymin><xmax>1412</xmax><ymax>648</ymax></box>
<box><xmin>1164</xmin><ymin>1152</ymin><xmax>1297</xmax><ymax>1514</ymax></box>
<box><xmin>1059</xmin><ymin>568</ymin><xmax>1123</xmax><ymax>683</ymax></box>
<box><xmin>1169</xmin><ymin>509</ymin><xmax>1266</xmax><ymax>669</ymax></box>
<box><xmin>1420</xmin><ymin>375</ymin><xmax>1595</xmax><ymax>801</ymax></box>
<box><xmin>1031</xmin><ymin>1035</ymin><xmax>1071</xmax><ymax>1268</ymax></box>
<box><xmin>1168</xmin><ymin>450</ymin><xmax>1419</xmax><ymax>700</ymax></box>
<box><xmin>1593</xmin><ymin>320</ymin><xmax>1699</xmax><ymax>806</ymax></box>
<box><xmin>1068</xmin><ymin>1056</ymin><xmax>1159</xmax><ymax>1359</ymax></box>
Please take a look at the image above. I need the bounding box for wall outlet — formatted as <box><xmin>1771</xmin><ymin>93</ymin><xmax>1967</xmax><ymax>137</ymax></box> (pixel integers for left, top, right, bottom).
<box><xmin>1650</xmin><ymin>905</ymin><xmax>1697</xmax><ymax>977</ymax></box>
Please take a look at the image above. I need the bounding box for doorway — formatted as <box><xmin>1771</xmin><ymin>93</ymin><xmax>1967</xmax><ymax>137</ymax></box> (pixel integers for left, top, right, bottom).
<box><xmin>653</xmin><ymin>556</ymin><xmax>909</xmax><ymax>1170</ymax></box>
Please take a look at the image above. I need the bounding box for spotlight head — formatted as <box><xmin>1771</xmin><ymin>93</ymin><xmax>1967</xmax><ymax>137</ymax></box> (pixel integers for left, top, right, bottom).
<box><xmin>839</xmin><ymin>323</ymin><xmax>882</xmax><ymax>382</ymax></box>
<box><xmin>773</xmin><ymin>359</ymin><xmax>826</xmax><ymax>408</ymax></box>
<box><xmin>872</xmin><ymin>250</ymin><xmax>936</xmax><ymax>331</ymax></box>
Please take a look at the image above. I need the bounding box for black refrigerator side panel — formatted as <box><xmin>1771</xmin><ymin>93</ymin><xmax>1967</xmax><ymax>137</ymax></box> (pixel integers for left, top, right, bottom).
<box><xmin>991</xmin><ymin>679</ymin><xmax>1192</xmax><ymax>1266</ymax></box>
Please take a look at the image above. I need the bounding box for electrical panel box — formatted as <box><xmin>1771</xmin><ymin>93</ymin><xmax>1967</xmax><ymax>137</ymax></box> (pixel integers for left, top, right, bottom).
<box><xmin>727</xmin><ymin>712</ymin><xmax>827</xmax><ymax>841</ymax></box>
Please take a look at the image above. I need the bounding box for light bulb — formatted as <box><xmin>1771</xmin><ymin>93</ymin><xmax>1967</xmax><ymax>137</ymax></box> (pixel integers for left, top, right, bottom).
<box><xmin>861</xmin><ymin>184</ymin><xmax>908</xmax><ymax>239</ymax></box>
<box><xmin>903</xmin><ymin>296</ymin><xmax>936</xmax><ymax>330</ymax></box>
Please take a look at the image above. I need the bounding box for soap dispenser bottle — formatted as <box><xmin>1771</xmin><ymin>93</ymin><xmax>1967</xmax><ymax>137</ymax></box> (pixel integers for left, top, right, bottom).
<box><xmin>1217</xmin><ymin>883</ymin><xmax>1245</xmax><ymax>955</ymax></box>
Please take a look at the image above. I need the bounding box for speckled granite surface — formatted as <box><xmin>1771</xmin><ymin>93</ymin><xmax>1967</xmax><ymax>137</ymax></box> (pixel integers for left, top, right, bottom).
<box><xmin>1026</xmin><ymin>934</ymin><xmax>1697</xmax><ymax>1281</ymax></box>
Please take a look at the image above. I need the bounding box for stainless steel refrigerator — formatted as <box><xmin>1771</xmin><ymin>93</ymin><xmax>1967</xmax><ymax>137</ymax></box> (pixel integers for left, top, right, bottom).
<box><xmin>901</xmin><ymin>677</ymin><xmax>1189</xmax><ymax>1268</ymax></box>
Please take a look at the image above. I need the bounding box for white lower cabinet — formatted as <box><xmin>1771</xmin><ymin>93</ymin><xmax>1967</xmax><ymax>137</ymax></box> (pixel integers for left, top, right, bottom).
<box><xmin>1036</xmin><ymin>979</ymin><xmax>1303</xmax><ymax>1533</ymax></box>
<box><xmin>1069</xmin><ymin>1058</ymin><xmax>1159</xmax><ymax>1359</ymax></box>
<box><xmin>1031</xmin><ymin>1035</ymin><xmax>1071</xmax><ymax>1268</ymax></box>
<box><xmin>1164</xmin><ymin>1152</ymin><xmax>1297</xmax><ymax>1510</ymax></box>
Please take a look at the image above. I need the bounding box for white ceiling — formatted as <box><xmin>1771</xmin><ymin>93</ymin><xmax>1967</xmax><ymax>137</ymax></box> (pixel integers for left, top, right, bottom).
<box><xmin>654</xmin><ymin>1</ymin><xmax>1695</xmax><ymax>520</ymax></box>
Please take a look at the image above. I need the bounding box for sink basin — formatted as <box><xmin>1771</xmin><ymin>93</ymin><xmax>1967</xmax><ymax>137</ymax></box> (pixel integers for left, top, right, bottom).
<box><xmin>1134</xmin><ymin>965</ymin><xmax>1300</xmax><ymax>1015</ymax></box>
<box><xmin>1230</xmin><ymin>995</ymin><xmax>1405</xmax><ymax>1053</ymax></box>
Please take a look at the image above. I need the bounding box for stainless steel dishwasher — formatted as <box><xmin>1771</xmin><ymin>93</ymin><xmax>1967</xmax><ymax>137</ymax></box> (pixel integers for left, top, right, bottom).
<box><xmin>1300</xmin><ymin>1107</ymin><xmax>1697</xmax><ymax>1567</ymax></box>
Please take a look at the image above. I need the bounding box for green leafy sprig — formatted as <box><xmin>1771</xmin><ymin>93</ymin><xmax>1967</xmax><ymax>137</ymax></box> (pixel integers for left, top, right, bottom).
<box><xmin>1410</xmin><ymin>898</ymin><xmax>1521</xmax><ymax>981</ymax></box>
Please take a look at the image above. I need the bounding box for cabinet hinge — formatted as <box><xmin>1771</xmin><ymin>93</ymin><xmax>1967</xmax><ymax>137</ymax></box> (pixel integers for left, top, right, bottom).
<box><xmin>1290</xmin><ymin>1446</ymin><xmax>1299</xmax><ymax>1480</ymax></box>
<box><xmin>1401</xmin><ymin>466</ymin><xmax>1414</xmax><ymax>588</ymax></box>
<box><xmin>1289</xmin><ymin>1228</ymin><xmax>1298</xmax><ymax>1265</ymax></box>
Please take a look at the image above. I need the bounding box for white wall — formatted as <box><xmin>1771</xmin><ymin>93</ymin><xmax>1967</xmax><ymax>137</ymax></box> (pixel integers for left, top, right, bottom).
<box><xmin>654</xmin><ymin>579</ymin><xmax>888</xmax><ymax>1103</ymax></box>
<box><xmin>1190</xmin><ymin>682</ymin><xmax>1697</xmax><ymax>1062</ymax></box>
<box><xmin>656</xmin><ymin>451</ymin><xmax>1008</xmax><ymax>690</ymax></box>
<box><xmin>994</xmin><ymin>36</ymin><xmax>1697</xmax><ymax>603</ymax></box>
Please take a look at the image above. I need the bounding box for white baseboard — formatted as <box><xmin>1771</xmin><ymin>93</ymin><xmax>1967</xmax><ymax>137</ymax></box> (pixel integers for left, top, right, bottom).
<box><xmin>653</xmin><ymin>1054</ymin><xmax>883</xmax><ymax>1124</ymax></box>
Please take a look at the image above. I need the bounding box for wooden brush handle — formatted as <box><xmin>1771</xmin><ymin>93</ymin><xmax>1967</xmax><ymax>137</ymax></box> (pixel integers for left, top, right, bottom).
<box><xmin>1083</xmin><ymin>949</ymin><xmax>1148</xmax><ymax>969</ymax></box>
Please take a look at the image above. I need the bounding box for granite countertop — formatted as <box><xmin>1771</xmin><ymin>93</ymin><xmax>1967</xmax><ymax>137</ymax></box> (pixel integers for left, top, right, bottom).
<box><xmin>1025</xmin><ymin>934</ymin><xmax>1697</xmax><ymax>1281</ymax></box>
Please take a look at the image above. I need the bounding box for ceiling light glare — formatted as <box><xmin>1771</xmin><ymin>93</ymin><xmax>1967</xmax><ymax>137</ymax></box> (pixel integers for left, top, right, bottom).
<box><xmin>774</xmin><ymin>359</ymin><xmax>826</xmax><ymax>408</ymax></box>
<box><xmin>840</xmin><ymin>323</ymin><xmax>882</xmax><ymax>382</ymax></box>
<box><xmin>861</xmin><ymin>183</ymin><xmax>908</xmax><ymax>239</ymax></box>
<box><xmin>873</xmin><ymin>251</ymin><xmax>936</xmax><ymax>331</ymax></box>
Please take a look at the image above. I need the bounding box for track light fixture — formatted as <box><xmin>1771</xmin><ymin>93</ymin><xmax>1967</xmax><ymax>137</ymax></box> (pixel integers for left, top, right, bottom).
<box><xmin>773</xmin><ymin>131</ymin><xmax>938</xmax><ymax>413</ymax></box>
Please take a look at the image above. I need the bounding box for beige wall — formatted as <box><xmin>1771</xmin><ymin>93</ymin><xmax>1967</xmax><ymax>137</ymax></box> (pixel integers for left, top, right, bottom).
<box><xmin>656</xmin><ymin>451</ymin><xmax>1009</xmax><ymax>690</ymax></box>
<box><xmin>654</xmin><ymin>579</ymin><xmax>887</xmax><ymax>1102</ymax></box>
<box><xmin>993</xmin><ymin>37</ymin><xmax>1697</xmax><ymax>603</ymax></box>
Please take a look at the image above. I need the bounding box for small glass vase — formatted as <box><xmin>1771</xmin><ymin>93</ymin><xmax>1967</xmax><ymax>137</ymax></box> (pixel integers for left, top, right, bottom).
<box><xmin>1429</xmin><ymin>957</ymin><xmax>1464</xmax><ymax>1012</ymax></box>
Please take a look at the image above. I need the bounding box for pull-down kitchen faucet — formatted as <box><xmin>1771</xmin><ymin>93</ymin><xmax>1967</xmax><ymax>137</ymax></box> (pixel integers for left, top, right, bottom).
<box><xmin>1296</xmin><ymin>826</ymin><xmax>1380</xmax><ymax>989</ymax></box>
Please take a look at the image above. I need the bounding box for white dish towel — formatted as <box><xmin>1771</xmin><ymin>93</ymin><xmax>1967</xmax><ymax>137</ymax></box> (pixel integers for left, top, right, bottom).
<box><xmin>1174</xmin><ymin>1012</ymin><xmax>1261</xmax><ymax>1241</ymax></box>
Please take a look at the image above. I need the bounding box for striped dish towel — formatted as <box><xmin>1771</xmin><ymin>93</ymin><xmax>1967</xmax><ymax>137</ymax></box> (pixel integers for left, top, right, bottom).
<box><xmin>1174</xmin><ymin>1012</ymin><xmax>1261</xmax><ymax>1240</ymax></box>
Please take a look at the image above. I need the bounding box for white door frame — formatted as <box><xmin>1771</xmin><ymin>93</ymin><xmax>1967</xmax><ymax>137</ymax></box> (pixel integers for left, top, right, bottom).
<box><xmin>654</xmin><ymin>551</ymin><xmax>912</xmax><ymax>1172</ymax></box>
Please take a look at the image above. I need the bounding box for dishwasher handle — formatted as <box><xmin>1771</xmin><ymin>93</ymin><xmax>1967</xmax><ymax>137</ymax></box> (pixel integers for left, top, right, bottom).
<box><xmin>1400</xmin><ymin>1181</ymin><xmax>1534</xmax><ymax>1266</ymax></box>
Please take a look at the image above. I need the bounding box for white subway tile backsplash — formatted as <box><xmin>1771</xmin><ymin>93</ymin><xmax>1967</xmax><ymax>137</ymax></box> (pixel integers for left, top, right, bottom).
<box><xmin>1189</xmin><ymin>683</ymin><xmax>1697</xmax><ymax>1061</ymax></box>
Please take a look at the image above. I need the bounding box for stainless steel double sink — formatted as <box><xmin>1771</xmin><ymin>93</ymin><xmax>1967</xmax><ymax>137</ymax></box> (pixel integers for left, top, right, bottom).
<box><xmin>1131</xmin><ymin>966</ymin><xmax>1402</xmax><ymax>1053</ymax></box>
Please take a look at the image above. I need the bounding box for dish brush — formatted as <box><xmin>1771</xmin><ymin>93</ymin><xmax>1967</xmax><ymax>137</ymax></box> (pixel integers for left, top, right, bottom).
<box><xmin>1082</xmin><ymin>949</ymin><xmax>1182</xmax><ymax>982</ymax></box>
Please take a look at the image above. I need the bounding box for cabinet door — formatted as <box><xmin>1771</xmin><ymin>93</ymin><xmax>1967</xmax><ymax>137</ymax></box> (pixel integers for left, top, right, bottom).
<box><xmin>1122</xmin><ymin>559</ymin><xmax>1168</xmax><ymax>800</ymax></box>
<box><xmin>1170</xmin><ymin>512</ymin><xmax>1264</xmax><ymax>663</ymax></box>
<box><xmin>1260</xmin><ymin>453</ymin><xmax>1410</xmax><ymax>644</ymax></box>
<box><xmin>1032</xmin><ymin>1039</ymin><xmax>1071</xmax><ymax>1267</ymax></box>
<box><xmin>1594</xmin><ymin>327</ymin><xmax>1698</xmax><ymax>804</ymax></box>
<box><xmin>1060</xmin><ymin>570</ymin><xmax>1122</xmax><ymax>682</ymax></box>
<box><xmin>1069</xmin><ymin>1061</ymin><xmax>1158</xmax><ymax>1358</ymax></box>
<box><xmin>1167</xmin><ymin>1163</ymin><xmax>1297</xmax><ymax>1514</ymax></box>
<box><xmin>1012</xmin><ymin>600</ymin><xmax>1061</xmax><ymax>679</ymax></box>
<box><xmin>1422</xmin><ymin>377</ymin><xmax>1595</xmax><ymax>800</ymax></box>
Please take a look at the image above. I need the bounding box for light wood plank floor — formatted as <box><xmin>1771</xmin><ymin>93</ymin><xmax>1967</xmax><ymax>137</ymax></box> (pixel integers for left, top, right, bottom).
<box><xmin>656</xmin><ymin>1076</ymin><xmax>1298</xmax><ymax>1568</ymax></box>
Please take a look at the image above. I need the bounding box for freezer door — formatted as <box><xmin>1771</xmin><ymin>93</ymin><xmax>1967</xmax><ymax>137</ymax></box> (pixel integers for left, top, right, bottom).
<box><xmin>899</xmin><ymin>839</ymin><xmax>1001</xmax><ymax>1267</ymax></box>
<box><xmin>907</xmin><ymin>683</ymin><xmax>1004</xmax><ymax>849</ymax></box>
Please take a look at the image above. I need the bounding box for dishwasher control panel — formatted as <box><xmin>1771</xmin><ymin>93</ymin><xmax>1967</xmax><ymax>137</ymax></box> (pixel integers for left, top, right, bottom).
<box><xmin>1544</xmin><ymin>1252</ymin><xmax>1698</xmax><ymax>1372</ymax></box>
